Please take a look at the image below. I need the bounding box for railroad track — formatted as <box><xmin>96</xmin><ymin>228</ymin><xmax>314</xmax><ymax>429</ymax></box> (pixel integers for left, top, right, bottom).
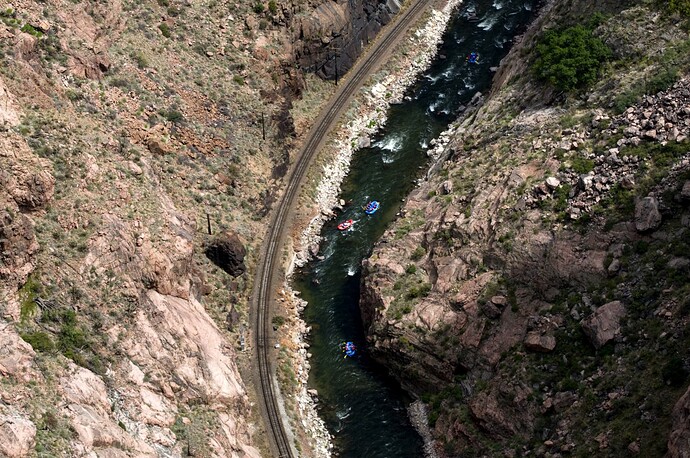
<box><xmin>252</xmin><ymin>1</ymin><xmax>432</xmax><ymax>456</ymax></box>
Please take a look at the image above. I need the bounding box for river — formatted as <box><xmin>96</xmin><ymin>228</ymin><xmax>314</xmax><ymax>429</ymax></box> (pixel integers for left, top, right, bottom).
<box><xmin>293</xmin><ymin>0</ymin><xmax>537</xmax><ymax>455</ymax></box>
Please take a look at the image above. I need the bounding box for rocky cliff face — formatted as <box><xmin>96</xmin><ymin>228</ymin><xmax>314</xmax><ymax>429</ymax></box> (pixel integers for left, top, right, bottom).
<box><xmin>0</xmin><ymin>67</ymin><xmax>261</xmax><ymax>456</ymax></box>
<box><xmin>0</xmin><ymin>0</ymin><xmax>368</xmax><ymax>454</ymax></box>
<box><xmin>291</xmin><ymin>0</ymin><xmax>401</xmax><ymax>79</ymax></box>
<box><xmin>361</xmin><ymin>1</ymin><xmax>690</xmax><ymax>456</ymax></box>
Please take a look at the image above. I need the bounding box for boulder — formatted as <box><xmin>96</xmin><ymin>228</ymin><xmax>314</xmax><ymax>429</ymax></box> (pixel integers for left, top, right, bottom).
<box><xmin>581</xmin><ymin>300</ymin><xmax>626</xmax><ymax>348</ymax></box>
<box><xmin>480</xmin><ymin>301</ymin><xmax>502</xmax><ymax>319</ymax></box>
<box><xmin>545</xmin><ymin>176</ymin><xmax>560</xmax><ymax>190</ymax></box>
<box><xmin>607</xmin><ymin>259</ymin><xmax>620</xmax><ymax>275</ymax></box>
<box><xmin>552</xmin><ymin>391</ymin><xmax>577</xmax><ymax>412</ymax></box>
<box><xmin>524</xmin><ymin>331</ymin><xmax>556</xmax><ymax>352</ymax></box>
<box><xmin>357</xmin><ymin>136</ymin><xmax>371</xmax><ymax>149</ymax></box>
<box><xmin>643</xmin><ymin>129</ymin><xmax>657</xmax><ymax>140</ymax></box>
<box><xmin>147</xmin><ymin>138</ymin><xmax>169</xmax><ymax>155</ymax></box>
<box><xmin>578</xmin><ymin>174</ymin><xmax>593</xmax><ymax>191</ymax></box>
<box><xmin>441</xmin><ymin>180</ymin><xmax>453</xmax><ymax>195</ymax></box>
<box><xmin>635</xmin><ymin>196</ymin><xmax>662</xmax><ymax>232</ymax></box>
<box><xmin>620</xmin><ymin>175</ymin><xmax>635</xmax><ymax>189</ymax></box>
<box><xmin>490</xmin><ymin>295</ymin><xmax>507</xmax><ymax>307</ymax></box>
<box><xmin>204</xmin><ymin>231</ymin><xmax>247</xmax><ymax>277</ymax></box>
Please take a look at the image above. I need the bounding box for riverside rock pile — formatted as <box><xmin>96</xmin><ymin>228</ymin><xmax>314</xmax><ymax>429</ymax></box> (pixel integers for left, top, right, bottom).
<box><xmin>279</xmin><ymin>287</ymin><xmax>333</xmax><ymax>457</ymax></box>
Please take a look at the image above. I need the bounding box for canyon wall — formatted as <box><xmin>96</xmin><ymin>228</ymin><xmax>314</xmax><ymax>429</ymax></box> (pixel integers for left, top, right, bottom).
<box><xmin>361</xmin><ymin>0</ymin><xmax>690</xmax><ymax>455</ymax></box>
<box><xmin>292</xmin><ymin>0</ymin><xmax>402</xmax><ymax>79</ymax></box>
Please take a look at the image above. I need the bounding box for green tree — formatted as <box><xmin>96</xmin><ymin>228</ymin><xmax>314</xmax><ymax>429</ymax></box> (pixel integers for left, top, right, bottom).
<box><xmin>533</xmin><ymin>25</ymin><xmax>611</xmax><ymax>91</ymax></box>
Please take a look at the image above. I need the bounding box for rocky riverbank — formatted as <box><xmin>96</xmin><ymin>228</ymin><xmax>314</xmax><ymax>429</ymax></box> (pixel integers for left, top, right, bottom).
<box><xmin>281</xmin><ymin>0</ymin><xmax>464</xmax><ymax>455</ymax></box>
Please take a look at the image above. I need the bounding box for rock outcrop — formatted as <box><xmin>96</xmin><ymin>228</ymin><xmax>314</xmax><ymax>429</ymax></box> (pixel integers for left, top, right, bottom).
<box><xmin>0</xmin><ymin>75</ymin><xmax>53</xmax><ymax>317</ymax></box>
<box><xmin>634</xmin><ymin>196</ymin><xmax>662</xmax><ymax>232</ymax></box>
<box><xmin>0</xmin><ymin>3</ymin><xmax>268</xmax><ymax>450</ymax></box>
<box><xmin>204</xmin><ymin>231</ymin><xmax>247</xmax><ymax>277</ymax></box>
<box><xmin>294</xmin><ymin>0</ymin><xmax>401</xmax><ymax>79</ymax></box>
<box><xmin>0</xmin><ymin>322</ymin><xmax>40</xmax><ymax>382</ymax></box>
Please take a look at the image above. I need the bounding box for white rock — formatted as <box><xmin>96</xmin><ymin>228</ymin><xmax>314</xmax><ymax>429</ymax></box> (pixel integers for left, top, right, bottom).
<box><xmin>545</xmin><ymin>176</ymin><xmax>560</xmax><ymax>189</ymax></box>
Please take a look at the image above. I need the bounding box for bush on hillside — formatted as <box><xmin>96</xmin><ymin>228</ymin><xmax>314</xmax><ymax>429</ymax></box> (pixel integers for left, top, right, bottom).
<box><xmin>533</xmin><ymin>25</ymin><xmax>612</xmax><ymax>91</ymax></box>
<box><xmin>667</xmin><ymin>0</ymin><xmax>690</xmax><ymax>16</ymax></box>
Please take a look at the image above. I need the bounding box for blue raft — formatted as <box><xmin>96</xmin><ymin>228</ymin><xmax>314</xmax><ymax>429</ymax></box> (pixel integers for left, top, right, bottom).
<box><xmin>364</xmin><ymin>200</ymin><xmax>380</xmax><ymax>215</ymax></box>
<box><xmin>467</xmin><ymin>52</ymin><xmax>479</xmax><ymax>64</ymax></box>
<box><xmin>342</xmin><ymin>341</ymin><xmax>357</xmax><ymax>358</ymax></box>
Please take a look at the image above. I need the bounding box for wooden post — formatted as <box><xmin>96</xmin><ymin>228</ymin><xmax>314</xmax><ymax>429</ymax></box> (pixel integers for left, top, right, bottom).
<box><xmin>206</xmin><ymin>213</ymin><xmax>212</xmax><ymax>235</ymax></box>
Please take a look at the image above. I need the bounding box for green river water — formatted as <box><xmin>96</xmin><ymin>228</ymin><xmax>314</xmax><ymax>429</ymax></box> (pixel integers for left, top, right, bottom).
<box><xmin>293</xmin><ymin>1</ymin><xmax>537</xmax><ymax>455</ymax></box>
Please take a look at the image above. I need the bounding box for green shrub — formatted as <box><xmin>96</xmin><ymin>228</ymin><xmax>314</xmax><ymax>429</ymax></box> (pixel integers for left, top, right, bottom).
<box><xmin>667</xmin><ymin>0</ymin><xmax>690</xmax><ymax>16</ymax></box>
<box><xmin>533</xmin><ymin>24</ymin><xmax>611</xmax><ymax>91</ymax></box>
<box><xmin>161</xmin><ymin>109</ymin><xmax>183</xmax><ymax>124</ymax></box>
<box><xmin>646</xmin><ymin>65</ymin><xmax>679</xmax><ymax>94</ymax></box>
<box><xmin>272</xmin><ymin>315</ymin><xmax>286</xmax><ymax>327</ymax></box>
<box><xmin>253</xmin><ymin>2</ymin><xmax>264</xmax><ymax>14</ymax></box>
<box><xmin>406</xmin><ymin>282</ymin><xmax>431</xmax><ymax>299</ymax></box>
<box><xmin>612</xmin><ymin>86</ymin><xmax>643</xmax><ymax>114</ymax></box>
<box><xmin>570</xmin><ymin>156</ymin><xmax>595</xmax><ymax>174</ymax></box>
<box><xmin>268</xmin><ymin>0</ymin><xmax>277</xmax><ymax>14</ymax></box>
<box><xmin>662</xmin><ymin>356</ymin><xmax>688</xmax><ymax>387</ymax></box>
<box><xmin>158</xmin><ymin>23</ymin><xmax>171</xmax><ymax>38</ymax></box>
<box><xmin>59</xmin><ymin>323</ymin><xmax>88</xmax><ymax>352</ymax></box>
<box><xmin>21</xmin><ymin>331</ymin><xmax>55</xmax><ymax>352</ymax></box>
<box><xmin>132</xmin><ymin>51</ymin><xmax>148</xmax><ymax>69</ymax></box>
<box><xmin>411</xmin><ymin>246</ymin><xmax>426</xmax><ymax>261</ymax></box>
<box><xmin>20</xmin><ymin>23</ymin><xmax>43</xmax><ymax>37</ymax></box>
<box><xmin>19</xmin><ymin>276</ymin><xmax>41</xmax><ymax>323</ymax></box>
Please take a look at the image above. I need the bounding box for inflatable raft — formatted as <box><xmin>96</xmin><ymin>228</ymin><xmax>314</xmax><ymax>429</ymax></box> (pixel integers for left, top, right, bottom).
<box><xmin>342</xmin><ymin>341</ymin><xmax>357</xmax><ymax>358</ymax></box>
<box><xmin>364</xmin><ymin>200</ymin><xmax>380</xmax><ymax>215</ymax></box>
<box><xmin>337</xmin><ymin>219</ymin><xmax>354</xmax><ymax>231</ymax></box>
